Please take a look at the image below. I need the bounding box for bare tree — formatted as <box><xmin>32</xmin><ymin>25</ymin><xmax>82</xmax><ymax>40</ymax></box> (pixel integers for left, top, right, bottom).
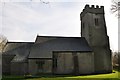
<box><xmin>0</xmin><ymin>35</ymin><xmax>7</xmax><ymax>53</ymax></box>
<box><xmin>118</xmin><ymin>52</ymin><xmax>120</xmax><ymax>69</ymax></box>
<box><xmin>30</xmin><ymin>0</ymin><xmax>49</xmax><ymax>4</ymax></box>
<box><xmin>39</xmin><ymin>0</ymin><xmax>49</xmax><ymax>4</ymax></box>
<box><xmin>112</xmin><ymin>52</ymin><xmax>119</xmax><ymax>67</ymax></box>
<box><xmin>111</xmin><ymin>0</ymin><xmax>120</xmax><ymax>17</ymax></box>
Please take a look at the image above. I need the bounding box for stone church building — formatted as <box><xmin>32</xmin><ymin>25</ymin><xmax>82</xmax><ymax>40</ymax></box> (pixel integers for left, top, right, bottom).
<box><xmin>2</xmin><ymin>4</ymin><xmax>112</xmax><ymax>75</ymax></box>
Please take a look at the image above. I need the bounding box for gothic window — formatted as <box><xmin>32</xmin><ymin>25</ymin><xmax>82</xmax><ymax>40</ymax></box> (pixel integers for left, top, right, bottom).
<box><xmin>53</xmin><ymin>54</ymin><xmax>57</xmax><ymax>68</ymax></box>
<box><xmin>53</xmin><ymin>53</ymin><xmax>58</xmax><ymax>72</ymax></box>
<box><xmin>36</xmin><ymin>60</ymin><xmax>45</xmax><ymax>73</ymax></box>
<box><xmin>95</xmin><ymin>18</ymin><xmax>99</xmax><ymax>26</ymax></box>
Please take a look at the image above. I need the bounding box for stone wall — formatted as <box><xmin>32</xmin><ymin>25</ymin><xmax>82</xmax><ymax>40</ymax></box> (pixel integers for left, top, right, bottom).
<box><xmin>54</xmin><ymin>52</ymin><xmax>74</xmax><ymax>74</ymax></box>
<box><xmin>11</xmin><ymin>62</ymin><xmax>28</xmax><ymax>75</ymax></box>
<box><xmin>93</xmin><ymin>47</ymin><xmax>112</xmax><ymax>73</ymax></box>
<box><xmin>28</xmin><ymin>59</ymin><xmax>52</xmax><ymax>75</ymax></box>
<box><xmin>77</xmin><ymin>52</ymin><xmax>94</xmax><ymax>74</ymax></box>
<box><xmin>28</xmin><ymin>59</ymin><xmax>38</xmax><ymax>75</ymax></box>
<box><xmin>29</xmin><ymin>52</ymin><xmax>94</xmax><ymax>75</ymax></box>
<box><xmin>54</xmin><ymin>52</ymin><xmax>94</xmax><ymax>75</ymax></box>
<box><xmin>2</xmin><ymin>55</ymin><xmax>15</xmax><ymax>75</ymax></box>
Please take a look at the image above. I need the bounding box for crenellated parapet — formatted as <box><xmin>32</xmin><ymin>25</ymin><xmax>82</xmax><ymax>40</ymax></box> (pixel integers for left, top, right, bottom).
<box><xmin>80</xmin><ymin>4</ymin><xmax>104</xmax><ymax>19</ymax></box>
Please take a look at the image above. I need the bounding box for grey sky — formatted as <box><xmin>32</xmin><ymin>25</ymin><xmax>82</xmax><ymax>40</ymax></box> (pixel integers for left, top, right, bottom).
<box><xmin>0</xmin><ymin>0</ymin><xmax>118</xmax><ymax>51</ymax></box>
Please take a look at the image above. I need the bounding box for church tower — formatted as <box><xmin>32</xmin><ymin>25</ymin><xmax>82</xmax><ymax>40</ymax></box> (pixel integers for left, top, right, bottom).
<box><xmin>80</xmin><ymin>5</ymin><xmax>112</xmax><ymax>73</ymax></box>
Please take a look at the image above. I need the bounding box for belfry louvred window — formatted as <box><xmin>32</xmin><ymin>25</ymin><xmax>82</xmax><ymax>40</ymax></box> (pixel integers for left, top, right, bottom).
<box><xmin>95</xmin><ymin>18</ymin><xmax>99</xmax><ymax>26</ymax></box>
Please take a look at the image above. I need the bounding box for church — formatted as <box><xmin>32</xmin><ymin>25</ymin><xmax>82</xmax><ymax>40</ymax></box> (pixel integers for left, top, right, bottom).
<box><xmin>2</xmin><ymin>4</ymin><xmax>112</xmax><ymax>75</ymax></box>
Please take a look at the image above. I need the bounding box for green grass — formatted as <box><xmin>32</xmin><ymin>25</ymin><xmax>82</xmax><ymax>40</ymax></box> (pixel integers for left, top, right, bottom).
<box><xmin>2</xmin><ymin>70</ymin><xmax>120</xmax><ymax>80</ymax></box>
<box><xmin>66</xmin><ymin>70</ymin><xmax>119</xmax><ymax>78</ymax></box>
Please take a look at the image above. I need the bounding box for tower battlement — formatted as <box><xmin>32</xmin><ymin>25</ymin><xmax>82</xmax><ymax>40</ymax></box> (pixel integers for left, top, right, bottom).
<box><xmin>80</xmin><ymin>4</ymin><xmax>104</xmax><ymax>19</ymax></box>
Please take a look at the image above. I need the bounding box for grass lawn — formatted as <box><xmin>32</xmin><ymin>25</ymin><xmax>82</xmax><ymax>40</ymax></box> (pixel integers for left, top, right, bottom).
<box><xmin>2</xmin><ymin>70</ymin><xmax>120</xmax><ymax>80</ymax></box>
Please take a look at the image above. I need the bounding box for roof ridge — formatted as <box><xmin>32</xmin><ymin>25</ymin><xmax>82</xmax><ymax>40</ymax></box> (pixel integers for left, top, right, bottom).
<box><xmin>37</xmin><ymin>35</ymin><xmax>81</xmax><ymax>38</ymax></box>
<box><xmin>7</xmin><ymin>42</ymin><xmax>34</xmax><ymax>43</ymax></box>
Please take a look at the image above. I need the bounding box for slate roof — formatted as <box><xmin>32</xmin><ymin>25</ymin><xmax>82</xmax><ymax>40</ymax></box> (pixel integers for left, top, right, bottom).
<box><xmin>3</xmin><ymin>36</ymin><xmax>92</xmax><ymax>61</ymax></box>
<box><xmin>3</xmin><ymin>42</ymin><xmax>34</xmax><ymax>62</ymax></box>
<box><xmin>3</xmin><ymin>42</ymin><xmax>33</xmax><ymax>52</ymax></box>
<box><xmin>35</xmin><ymin>35</ymin><xmax>57</xmax><ymax>44</ymax></box>
<box><xmin>29</xmin><ymin>36</ymin><xmax>92</xmax><ymax>59</ymax></box>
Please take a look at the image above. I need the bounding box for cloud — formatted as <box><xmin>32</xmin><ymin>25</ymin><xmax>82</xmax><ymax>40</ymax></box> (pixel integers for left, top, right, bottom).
<box><xmin>1</xmin><ymin>2</ymin><xmax>82</xmax><ymax>41</ymax></box>
<box><xmin>0</xmin><ymin>1</ymin><xmax>118</xmax><ymax>51</ymax></box>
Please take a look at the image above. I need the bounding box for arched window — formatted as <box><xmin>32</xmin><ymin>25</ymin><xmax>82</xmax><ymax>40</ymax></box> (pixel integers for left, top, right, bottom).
<box><xmin>95</xmin><ymin>18</ymin><xmax>99</xmax><ymax>26</ymax></box>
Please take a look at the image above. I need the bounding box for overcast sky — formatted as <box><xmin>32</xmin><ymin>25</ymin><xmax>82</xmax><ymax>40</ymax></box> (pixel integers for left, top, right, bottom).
<box><xmin>0</xmin><ymin>0</ymin><xmax>118</xmax><ymax>51</ymax></box>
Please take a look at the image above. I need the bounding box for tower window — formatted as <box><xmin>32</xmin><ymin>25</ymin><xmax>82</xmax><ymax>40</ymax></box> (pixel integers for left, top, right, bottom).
<box><xmin>82</xmin><ymin>23</ymin><xmax>85</xmax><ymax>29</ymax></box>
<box><xmin>95</xmin><ymin>18</ymin><xmax>99</xmax><ymax>26</ymax></box>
